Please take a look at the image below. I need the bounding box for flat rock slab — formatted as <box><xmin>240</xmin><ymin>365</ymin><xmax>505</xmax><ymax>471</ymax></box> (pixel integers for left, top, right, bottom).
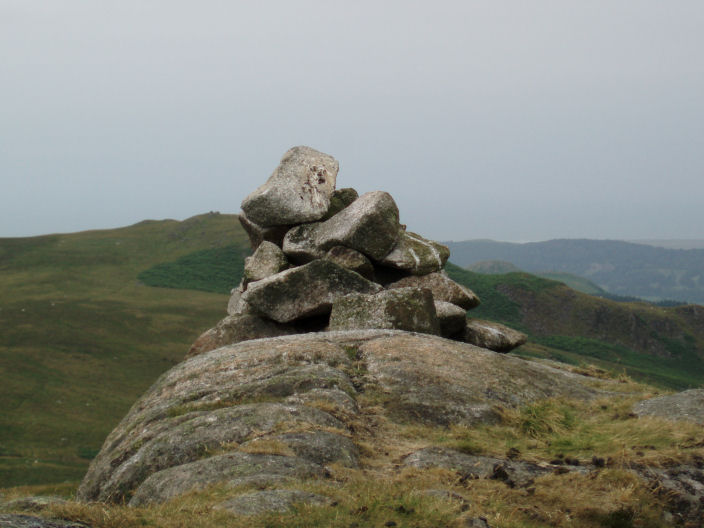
<box><xmin>328</xmin><ymin>287</ymin><xmax>440</xmax><ymax>335</ymax></box>
<box><xmin>282</xmin><ymin>191</ymin><xmax>400</xmax><ymax>262</ymax></box>
<box><xmin>632</xmin><ymin>389</ymin><xmax>704</xmax><ymax>424</ymax></box>
<box><xmin>79</xmin><ymin>330</ymin><xmax>612</xmax><ymax>505</ymax></box>
<box><xmin>241</xmin><ymin>146</ymin><xmax>339</xmax><ymax>226</ymax></box>
<box><xmin>215</xmin><ymin>489</ymin><xmax>332</xmax><ymax>516</ymax></box>
<box><xmin>377</xmin><ymin>231</ymin><xmax>450</xmax><ymax>275</ymax></box>
<box><xmin>388</xmin><ymin>272</ymin><xmax>480</xmax><ymax>310</ymax></box>
<box><xmin>0</xmin><ymin>516</ymin><xmax>89</xmax><ymax>528</ymax></box>
<box><xmin>129</xmin><ymin>452</ymin><xmax>325</xmax><ymax>506</ymax></box>
<box><xmin>462</xmin><ymin>319</ymin><xmax>527</xmax><ymax>353</ymax></box>
<box><xmin>187</xmin><ymin>313</ymin><xmax>296</xmax><ymax>359</ymax></box>
<box><xmin>241</xmin><ymin>259</ymin><xmax>382</xmax><ymax>323</ymax></box>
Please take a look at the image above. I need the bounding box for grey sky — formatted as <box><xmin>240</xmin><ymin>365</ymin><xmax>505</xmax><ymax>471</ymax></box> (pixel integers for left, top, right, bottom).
<box><xmin>2</xmin><ymin>1</ymin><xmax>703</xmax><ymax>241</ymax></box>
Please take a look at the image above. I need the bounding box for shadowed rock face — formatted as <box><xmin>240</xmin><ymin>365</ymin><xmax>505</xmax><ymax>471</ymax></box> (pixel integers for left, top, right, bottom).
<box><xmin>78</xmin><ymin>331</ymin><xmax>606</xmax><ymax>505</ymax></box>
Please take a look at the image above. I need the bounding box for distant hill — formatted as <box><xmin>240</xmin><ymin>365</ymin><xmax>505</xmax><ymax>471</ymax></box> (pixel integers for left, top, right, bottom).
<box><xmin>446</xmin><ymin>263</ymin><xmax>704</xmax><ymax>389</ymax></box>
<box><xmin>445</xmin><ymin>238</ymin><xmax>704</xmax><ymax>304</ymax></box>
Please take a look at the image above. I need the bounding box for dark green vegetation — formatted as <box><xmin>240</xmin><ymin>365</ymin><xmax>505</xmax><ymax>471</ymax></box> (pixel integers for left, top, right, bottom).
<box><xmin>446</xmin><ymin>263</ymin><xmax>704</xmax><ymax>389</ymax></box>
<box><xmin>446</xmin><ymin>238</ymin><xmax>704</xmax><ymax>304</ymax></box>
<box><xmin>0</xmin><ymin>213</ymin><xmax>249</xmax><ymax>488</ymax></box>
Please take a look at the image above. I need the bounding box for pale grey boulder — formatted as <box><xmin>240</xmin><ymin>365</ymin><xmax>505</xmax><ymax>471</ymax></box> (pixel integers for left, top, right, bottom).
<box><xmin>376</xmin><ymin>231</ymin><xmax>450</xmax><ymax>275</ymax></box>
<box><xmin>321</xmin><ymin>187</ymin><xmax>359</xmax><ymax>220</ymax></box>
<box><xmin>226</xmin><ymin>283</ymin><xmax>247</xmax><ymax>315</ymax></box>
<box><xmin>241</xmin><ymin>146</ymin><xmax>339</xmax><ymax>226</ymax></box>
<box><xmin>632</xmin><ymin>389</ymin><xmax>704</xmax><ymax>425</ymax></box>
<box><xmin>186</xmin><ymin>313</ymin><xmax>296</xmax><ymax>359</ymax></box>
<box><xmin>215</xmin><ymin>489</ymin><xmax>333</xmax><ymax>516</ymax></box>
<box><xmin>435</xmin><ymin>301</ymin><xmax>467</xmax><ymax>337</ymax></box>
<box><xmin>241</xmin><ymin>259</ymin><xmax>382</xmax><ymax>323</ymax></box>
<box><xmin>462</xmin><ymin>319</ymin><xmax>527</xmax><ymax>353</ymax></box>
<box><xmin>324</xmin><ymin>246</ymin><xmax>374</xmax><ymax>280</ymax></box>
<box><xmin>129</xmin><ymin>452</ymin><xmax>326</xmax><ymax>506</ymax></box>
<box><xmin>328</xmin><ymin>288</ymin><xmax>440</xmax><ymax>335</ymax></box>
<box><xmin>238</xmin><ymin>212</ymin><xmax>291</xmax><ymax>250</ymax></box>
<box><xmin>388</xmin><ymin>271</ymin><xmax>480</xmax><ymax>309</ymax></box>
<box><xmin>282</xmin><ymin>191</ymin><xmax>401</xmax><ymax>262</ymax></box>
<box><xmin>242</xmin><ymin>241</ymin><xmax>288</xmax><ymax>285</ymax></box>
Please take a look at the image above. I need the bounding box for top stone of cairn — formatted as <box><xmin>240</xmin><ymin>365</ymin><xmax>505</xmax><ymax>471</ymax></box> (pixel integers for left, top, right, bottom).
<box><xmin>241</xmin><ymin>146</ymin><xmax>339</xmax><ymax>226</ymax></box>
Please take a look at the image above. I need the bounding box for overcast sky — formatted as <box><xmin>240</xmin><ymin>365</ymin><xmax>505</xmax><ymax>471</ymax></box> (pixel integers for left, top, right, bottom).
<box><xmin>2</xmin><ymin>1</ymin><xmax>703</xmax><ymax>242</ymax></box>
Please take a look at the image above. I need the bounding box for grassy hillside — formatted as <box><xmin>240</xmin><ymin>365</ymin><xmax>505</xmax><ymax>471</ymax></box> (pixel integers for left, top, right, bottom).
<box><xmin>445</xmin><ymin>263</ymin><xmax>704</xmax><ymax>389</ymax></box>
<box><xmin>446</xmin><ymin>238</ymin><xmax>704</xmax><ymax>304</ymax></box>
<box><xmin>0</xmin><ymin>213</ymin><xmax>250</xmax><ymax>487</ymax></box>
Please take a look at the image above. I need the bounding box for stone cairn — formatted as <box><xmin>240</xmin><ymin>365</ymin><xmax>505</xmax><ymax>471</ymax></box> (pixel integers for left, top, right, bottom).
<box><xmin>188</xmin><ymin>146</ymin><xmax>526</xmax><ymax>358</ymax></box>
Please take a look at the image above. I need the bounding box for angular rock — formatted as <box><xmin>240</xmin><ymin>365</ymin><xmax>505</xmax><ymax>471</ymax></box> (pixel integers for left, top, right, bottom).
<box><xmin>243</xmin><ymin>241</ymin><xmax>288</xmax><ymax>285</ymax></box>
<box><xmin>129</xmin><ymin>452</ymin><xmax>325</xmax><ymax>506</ymax></box>
<box><xmin>282</xmin><ymin>191</ymin><xmax>400</xmax><ymax>262</ymax></box>
<box><xmin>388</xmin><ymin>271</ymin><xmax>480</xmax><ymax>309</ymax></box>
<box><xmin>215</xmin><ymin>489</ymin><xmax>332</xmax><ymax>516</ymax></box>
<box><xmin>462</xmin><ymin>319</ymin><xmax>527</xmax><ymax>353</ymax></box>
<box><xmin>241</xmin><ymin>146</ymin><xmax>339</xmax><ymax>226</ymax></box>
<box><xmin>321</xmin><ymin>187</ymin><xmax>359</xmax><ymax>220</ymax></box>
<box><xmin>635</xmin><ymin>463</ymin><xmax>704</xmax><ymax>525</ymax></box>
<box><xmin>403</xmin><ymin>447</ymin><xmax>552</xmax><ymax>488</ymax></box>
<box><xmin>435</xmin><ymin>301</ymin><xmax>467</xmax><ymax>337</ymax></box>
<box><xmin>0</xmin><ymin>515</ymin><xmax>89</xmax><ymax>528</ymax></box>
<box><xmin>632</xmin><ymin>389</ymin><xmax>704</xmax><ymax>425</ymax></box>
<box><xmin>328</xmin><ymin>288</ymin><xmax>440</xmax><ymax>335</ymax></box>
<box><xmin>241</xmin><ymin>259</ymin><xmax>382</xmax><ymax>323</ymax></box>
<box><xmin>226</xmin><ymin>283</ymin><xmax>247</xmax><ymax>315</ymax></box>
<box><xmin>376</xmin><ymin>231</ymin><xmax>449</xmax><ymax>275</ymax></box>
<box><xmin>186</xmin><ymin>314</ymin><xmax>296</xmax><ymax>359</ymax></box>
<box><xmin>238</xmin><ymin>212</ymin><xmax>291</xmax><ymax>251</ymax></box>
<box><xmin>324</xmin><ymin>246</ymin><xmax>374</xmax><ymax>280</ymax></box>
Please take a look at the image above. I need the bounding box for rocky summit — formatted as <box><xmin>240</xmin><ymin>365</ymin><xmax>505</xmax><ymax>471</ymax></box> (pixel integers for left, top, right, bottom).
<box><xmin>33</xmin><ymin>147</ymin><xmax>698</xmax><ymax>527</ymax></box>
<box><xmin>190</xmin><ymin>145</ymin><xmax>526</xmax><ymax>357</ymax></box>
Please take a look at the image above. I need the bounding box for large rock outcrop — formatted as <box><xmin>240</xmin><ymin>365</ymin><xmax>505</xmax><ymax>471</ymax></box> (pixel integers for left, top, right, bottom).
<box><xmin>78</xmin><ymin>331</ymin><xmax>604</xmax><ymax>505</ymax></box>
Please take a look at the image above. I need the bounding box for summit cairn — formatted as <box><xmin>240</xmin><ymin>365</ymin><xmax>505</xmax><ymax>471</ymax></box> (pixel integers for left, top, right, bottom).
<box><xmin>188</xmin><ymin>146</ymin><xmax>526</xmax><ymax>358</ymax></box>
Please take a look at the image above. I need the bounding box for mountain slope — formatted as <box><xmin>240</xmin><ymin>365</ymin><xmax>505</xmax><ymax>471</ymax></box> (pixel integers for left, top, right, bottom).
<box><xmin>446</xmin><ymin>238</ymin><xmax>704</xmax><ymax>303</ymax></box>
<box><xmin>446</xmin><ymin>264</ymin><xmax>704</xmax><ymax>388</ymax></box>
<box><xmin>0</xmin><ymin>213</ymin><xmax>250</xmax><ymax>487</ymax></box>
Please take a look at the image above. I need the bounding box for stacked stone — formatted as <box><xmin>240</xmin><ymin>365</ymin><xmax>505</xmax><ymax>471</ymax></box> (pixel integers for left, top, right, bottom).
<box><xmin>187</xmin><ymin>146</ymin><xmax>525</xmax><ymax>358</ymax></box>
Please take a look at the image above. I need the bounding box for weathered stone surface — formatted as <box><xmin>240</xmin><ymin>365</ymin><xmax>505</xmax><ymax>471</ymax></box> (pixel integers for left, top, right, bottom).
<box><xmin>376</xmin><ymin>231</ymin><xmax>450</xmax><ymax>275</ymax></box>
<box><xmin>282</xmin><ymin>191</ymin><xmax>401</xmax><ymax>262</ymax></box>
<box><xmin>435</xmin><ymin>301</ymin><xmax>467</xmax><ymax>337</ymax></box>
<box><xmin>0</xmin><ymin>497</ymin><xmax>65</xmax><ymax>513</ymax></box>
<box><xmin>129</xmin><ymin>453</ymin><xmax>325</xmax><ymax>506</ymax></box>
<box><xmin>215</xmin><ymin>489</ymin><xmax>332</xmax><ymax>516</ymax></box>
<box><xmin>186</xmin><ymin>314</ymin><xmax>296</xmax><ymax>359</ymax></box>
<box><xmin>328</xmin><ymin>288</ymin><xmax>440</xmax><ymax>335</ymax></box>
<box><xmin>285</xmin><ymin>388</ymin><xmax>359</xmax><ymax>415</ymax></box>
<box><xmin>242</xmin><ymin>431</ymin><xmax>359</xmax><ymax>467</ymax></box>
<box><xmin>0</xmin><ymin>515</ymin><xmax>89</xmax><ymax>528</ymax></box>
<box><xmin>321</xmin><ymin>188</ymin><xmax>359</xmax><ymax>220</ymax></box>
<box><xmin>241</xmin><ymin>259</ymin><xmax>382</xmax><ymax>323</ymax></box>
<box><xmin>243</xmin><ymin>241</ymin><xmax>288</xmax><ymax>285</ymax></box>
<box><xmin>357</xmin><ymin>332</ymin><xmax>599</xmax><ymax>426</ymax></box>
<box><xmin>632</xmin><ymin>389</ymin><xmax>704</xmax><ymax>424</ymax></box>
<box><xmin>226</xmin><ymin>283</ymin><xmax>247</xmax><ymax>315</ymax></box>
<box><xmin>238</xmin><ymin>212</ymin><xmax>291</xmax><ymax>250</ymax></box>
<box><xmin>403</xmin><ymin>447</ymin><xmax>552</xmax><ymax>488</ymax></box>
<box><xmin>80</xmin><ymin>331</ymin><xmax>609</xmax><ymax>505</ymax></box>
<box><xmin>77</xmin><ymin>337</ymin><xmax>355</xmax><ymax>503</ymax></box>
<box><xmin>241</xmin><ymin>146</ymin><xmax>339</xmax><ymax>226</ymax></box>
<box><xmin>324</xmin><ymin>246</ymin><xmax>374</xmax><ymax>280</ymax></box>
<box><xmin>388</xmin><ymin>271</ymin><xmax>480</xmax><ymax>309</ymax></box>
<box><xmin>462</xmin><ymin>319</ymin><xmax>527</xmax><ymax>353</ymax></box>
<box><xmin>635</xmin><ymin>463</ymin><xmax>704</xmax><ymax>525</ymax></box>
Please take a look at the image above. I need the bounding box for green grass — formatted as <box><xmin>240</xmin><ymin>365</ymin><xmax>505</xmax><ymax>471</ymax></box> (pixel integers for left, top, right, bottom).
<box><xmin>0</xmin><ymin>212</ymin><xmax>250</xmax><ymax>487</ymax></box>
